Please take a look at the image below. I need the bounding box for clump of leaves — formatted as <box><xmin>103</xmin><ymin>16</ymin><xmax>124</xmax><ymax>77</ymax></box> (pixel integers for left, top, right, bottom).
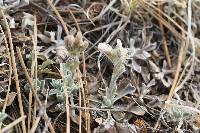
<box><xmin>24</xmin><ymin>79</ymin><xmax>45</xmax><ymax>93</ymax></box>
<box><xmin>165</xmin><ymin>105</ymin><xmax>192</xmax><ymax>123</ymax></box>
<box><xmin>149</xmin><ymin>60</ymin><xmax>172</xmax><ymax>87</ymax></box>
<box><xmin>128</xmin><ymin>37</ymin><xmax>156</xmax><ymax>74</ymax></box>
<box><xmin>163</xmin><ymin>100</ymin><xmax>200</xmax><ymax>131</ymax></box>
<box><xmin>49</xmin><ymin>79</ymin><xmax>65</xmax><ymax>101</ymax></box>
<box><xmin>60</xmin><ymin>62</ymin><xmax>79</xmax><ymax>94</ymax></box>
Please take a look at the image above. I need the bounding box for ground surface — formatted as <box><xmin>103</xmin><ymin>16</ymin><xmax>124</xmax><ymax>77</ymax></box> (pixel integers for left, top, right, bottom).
<box><xmin>0</xmin><ymin>0</ymin><xmax>200</xmax><ymax>133</ymax></box>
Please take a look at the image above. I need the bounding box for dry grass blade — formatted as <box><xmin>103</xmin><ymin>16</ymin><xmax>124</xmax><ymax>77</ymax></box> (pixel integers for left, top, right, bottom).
<box><xmin>28</xmin><ymin>15</ymin><xmax>38</xmax><ymax>133</ymax></box>
<box><xmin>166</xmin><ymin>30</ymin><xmax>186</xmax><ymax>102</ymax></box>
<box><xmin>47</xmin><ymin>0</ymin><xmax>69</xmax><ymax>35</ymax></box>
<box><xmin>141</xmin><ymin>0</ymin><xmax>187</xmax><ymax>35</ymax></box>
<box><xmin>1</xmin><ymin>116</ymin><xmax>26</xmax><ymax>133</ymax></box>
<box><xmin>154</xmin><ymin>0</ymin><xmax>196</xmax><ymax>131</ymax></box>
<box><xmin>30</xmin><ymin>90</ymin><xmax>48</xmax><ymax>133</ymax></box>
<box><xmin>0</xmin><ymin>24</ymin><xmax>12</xmax><ymax>130</ymax></box>
<box><xmin>0</xmin><ymin>9</ymin><xmax>26</xmax><ymax>133</ymax></box>
<box><xmin>59</xmin><ymin>66</ymin><xmax>70</xmax><ymax>133</ymax></box>
<box><xmin>29</xmin><ymin>116</ymin><xmax>41</xmax><ymax>133</ymax></box>
<box><xmin>16</xmin><ymin>47</ymin><xmax>55</xmax><ymax>133</ymax></box>
<box><xmin>158</xmin><ymin>5</ymin><xmax>171</xmax><ymax>68</ymax></box>
<box><xmin>174</xmin><ymin>0</ymin><xmax>195</xmax><ymax>94</ymax></box>
<box><xmin>139</xmin><ymin>1</ymin><xmax>185</xmax><ymax>41</ymax></box>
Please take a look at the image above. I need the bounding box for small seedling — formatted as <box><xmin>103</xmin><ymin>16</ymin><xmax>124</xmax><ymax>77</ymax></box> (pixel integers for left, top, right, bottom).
<box><xmin>98</xmin><ymin>39</ymin><xmax>129</xmax><ymax>107</ymax></box>
<box><xmin>49</xmin><ymin>31</ymin><xmax>88</xmax><ymax>100</ymax></box>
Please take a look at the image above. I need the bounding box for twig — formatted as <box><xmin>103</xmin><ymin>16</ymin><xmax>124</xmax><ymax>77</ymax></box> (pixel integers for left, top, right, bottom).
<box><xmin>82</xmin><ymin>52</ymin><xmax>91</xmax><ymax>133</ymax></box>
<box><xmin>27</xmin><ymin>89</ymin><xmax>32</xmax><ymax>132</ymax></box>
<box><xmin>166</xmin><ymin>34</ymin><xmax>185</xmax><ymax>102</ymax></box>
<box><xmin>0</xmin><ymin>9</ymin><xmax>26</xmax><ymax>133</ymax></box>
<box><xmin>68</xmin><ymin>8</ymin><xmax>80</xmax><ymax>31</ymax></box>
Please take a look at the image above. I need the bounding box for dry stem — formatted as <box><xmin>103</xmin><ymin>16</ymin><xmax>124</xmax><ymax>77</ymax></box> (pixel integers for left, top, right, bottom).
<box><xmin>1</xmin><ymin>116</ymin><xmax>26</xmax><ymax>133</ymax></box>
<box><xmin>159</xmin><ymin>5</ymin><xmax>171</xmax><ymax>68</ymax></box>
<box><xmin>0</xmin><ymin>9</ymin><xmax>26</xmax><ymax>133</ymax></box>
<box><xmin>0</xmin><ymin>24</ymin><xmax>12</xmax><ymax>130</ymax></box>
<box><xmin>16</xmin><ymin>47</ymin><xmax>55</xmax><ymax>133</ymax></box>
<box><xmin>59</xmin><ymin>66</ymin><xmax>70</xmax><ymax>133</ymax></box>
<box><xmin>47</xmin><ymin>0</ymin><xmax>69</xmax><ymax>35</ymax></box>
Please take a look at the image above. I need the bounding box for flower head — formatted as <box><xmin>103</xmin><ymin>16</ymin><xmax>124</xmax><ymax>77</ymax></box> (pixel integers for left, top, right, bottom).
<box><xmin>98</xmin><ymin>39</ymin><xmax>128</xmax><ymax>65</ymax></box>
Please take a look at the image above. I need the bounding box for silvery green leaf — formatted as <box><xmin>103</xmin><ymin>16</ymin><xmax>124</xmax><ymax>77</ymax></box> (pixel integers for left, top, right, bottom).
<box><xmin>126</xmin><ymin>105</ymin><xmax>146</xmax><ymax>116</ymax></box>
<box><xmin>144</xmin><ymin>42</ymin><xmax>157</xmax><ymax>51</ymax></box>
<box><xmin>49</xmin><ymin>89</ymin><xmax>60</xmax><ymax>96</ymax></box>
<box><xmin>142</xmin><ymin>50</ymin><xmax>151</xmax><ymax>58</ymax></box>
<box><xmin>21</xmin><ymin>0</ymin><xmax>29</xmax><ymax>4</ymax></box>
<box><xmin>102</xmin><ymin>96</ymin><xmax>113</xmax><ymax>108</ymax></box>
<box><xmin>155</xmin><ymin>72</ymin><xmax>164</xmax><ymax>80</ymax></box>
<box><xmin>147</xmin><ymin>79</ymin><xmax>156</xmax><ymax>88</ymax></box>
<box><xmin>162</xmin><ymin>60</ymin><xmax>168</xmax><ymax>71</ymax></box>
<box><xmin>56</xmin><ymin>93</ymin><xmax>65</xmax><ymax>101</ymax></box>
<box><xmin>135</xmin><ymin>50</ymin><xmax>151</xmax><ymax>60</ymax></box>
<box><xmin>37</xmin><ymin>34</ymin><xmax>51</xmax><ymax>43</ymax></box>
<box><xmin>50</xmin><ymin>79</ymin><xmax>64</xmax><ymax>96</ymax></box>
<box><xmin>57</xmin><ymin>25</ymin><xmax>62</xmax><ymax>41</ymax></box>
<box><xmin>49</xmin><ymin>32</ymin><xmax>56</xmax><ymax>42</ymax></box>
<box><xmin>0</xmin><ymin>112</ymin><xmax>7</xmax><ymax>122</ymax></box>
<box><xmin>24</xmin><ymin>82</ymin><xmax>30</xmax><ymax>92</ymax></box>
<box><xmin>6</xmin><ymin>16</ymin><xmax>15</xmax><ymax>28</ymax></box>
<box><xmin>22</xmin><ymin>12</ymin><xmax>34</xmax><ymax>29</ymax></box>
<box><xmin>24</xmin><ymin>79</ymin><xmax>45</xmax><ymax>92</ymax></box>
<box><xmin>129</xmin><ymin>38</ymin><xmax>136</xmax><ymax>49</ymax></box>
<box><xmin>161</xmin><ymin>78</ymin><xmax>170</xmax><ymax>87</ymax></box>
<box><xmin>165</xmin><ymin>105</ymin><xmax>192</xmax><ymax>122</ymax></box>
<box><xmin>141</xmin><ymin>67</ymin><xmax>150</xmax><ymax>83</ymax></box>
<box><xmin>132</xmin><ymin>59</ymin><xmax>141</xmax><ymax>73</ymax></box>
<box><xmin>149</xmin><ymin>60</ymin><xmax>160</xmax><ymax>73</ymax></box>
<box><xmin>114</xmin><ymin>84</ymin><xmax>136</xmax><ymax>102</ymax></box>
